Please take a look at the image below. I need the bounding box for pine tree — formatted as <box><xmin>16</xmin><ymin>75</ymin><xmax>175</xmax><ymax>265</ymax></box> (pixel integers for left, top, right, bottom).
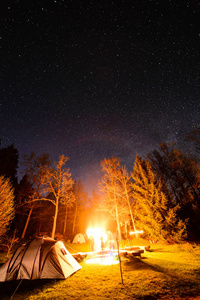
<box><xmin>148</xmin><ymin>143</ymin><xmax>199</xmax><ymax>206</ymax></box>
<box><xmin>0</xmin><ymin>176</ymin><xmax>15</xmax><ymax>242</ymax></box>
<box><xmin>148</xmin><ymin>143</ymin><xmax>200</xmax><ymax>239</ymax></box>
<box><xmin>0</xmin><ymin>144</ymin><xmax>19</xmax><ymax>189</ymax></box>
<box><xmin>131</xmin><ymin>154</ymin><xmax>187</xmax><ymax>243</ymax></box>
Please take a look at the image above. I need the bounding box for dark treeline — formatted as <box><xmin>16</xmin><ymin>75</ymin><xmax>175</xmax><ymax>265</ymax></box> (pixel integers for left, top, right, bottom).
<box><xmin>0</xmin><ymin>128</ymin><xmax>200</xmax><ymax>245</ymax></box>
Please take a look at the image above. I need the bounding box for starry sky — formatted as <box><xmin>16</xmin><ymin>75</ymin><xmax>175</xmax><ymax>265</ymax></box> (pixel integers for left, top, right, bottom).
<box><xmin>0</xmin><ymin>0</ymin><xmax>200</xmax><ymax>196</ymax></box>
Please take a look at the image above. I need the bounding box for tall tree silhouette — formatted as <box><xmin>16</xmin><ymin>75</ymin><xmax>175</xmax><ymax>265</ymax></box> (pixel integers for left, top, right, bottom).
<box><xmin>0</xmin><ymin>144</ymin><xmax>19</xmax><ymax>188</ymax></box>
<box><xmin>148</xmin><ymin>143</ymin><xmax>200</xmax><ymax>239</ymax></box>
<box><xmin>131</xmin><ymin>154</ymin><xmax>187</xmax><ymax>243</ymax></box>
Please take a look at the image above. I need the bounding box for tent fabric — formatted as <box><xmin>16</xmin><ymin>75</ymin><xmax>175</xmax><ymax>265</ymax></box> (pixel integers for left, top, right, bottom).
<box><xmin>72</xmin><ymin>234</ymin><xmax>85</xmax><ymax>243</ymax></box>
<box><xmin>0</xmin><ymin>237</ymin><xmax>81</xmax><ymax>282</ymax></box>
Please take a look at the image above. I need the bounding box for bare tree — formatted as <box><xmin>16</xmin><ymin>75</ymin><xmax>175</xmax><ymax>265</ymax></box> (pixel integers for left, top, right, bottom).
<box><xmin>42</xmin><ymin>155</ymin><xmax>74</xmax><ymax>239</ymax></box>
<box><xmin>20</xmin><ymin>152</ymin><xmax>51</xmax><ymax>238</ymax></box>
<box><xmin>117</xmin><ymin>166</ymin><xmax>137</xmax><ymax>233</ymax></box>
<box><xmin>99</xmin><ymin>157</ymin><xmax>129</xmax><ymax>240</ymax></box>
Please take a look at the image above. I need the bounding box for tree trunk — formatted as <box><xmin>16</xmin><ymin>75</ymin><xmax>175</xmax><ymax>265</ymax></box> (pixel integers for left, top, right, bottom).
<box><xmin>124</xmin><ymin>183</ymin><xmax>137</xmax><ymax>233</ymax></box>
<box><xmin>38</xmin><ymin>221</ymin><xmax>42</xmax><ymax>236</ymax></box>
<box><xmin>114</xmin><ymin>195</ymin><xmax>121</xmax><ymax>241</ymax></box>
<box><xmin>72</xmin><ymin>201</ymin><xmax>78</xmax><ymax>234</ymax></box>
<box><xmin>51</xmin><ymin>198</ymin><xmax>58</xmax><ymax>239</ymax></box>
<box><xmin>63</xmin><ymin>205</ymin><xmax>68</xmax><ymax>235</ymax></box>
<box><xmin>127</xmin><ymin>199</ymin><xmax>137</xmax><ymax>232</ymax></box>
<box><xmin>129</xmin><ymin>203</ymin><xmax>138</xmax><ymax>238</ymax></box>
<box><xmin>21</xmin><ymin>205</ymin><xmax>33</xmax><ymax>239</ymax></box>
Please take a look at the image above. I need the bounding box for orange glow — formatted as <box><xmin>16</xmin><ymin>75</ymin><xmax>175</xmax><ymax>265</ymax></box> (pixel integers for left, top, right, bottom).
<box><xmin>86</xmin><ymin>227</ymin><xmax>107</xmax><ymax>250</ymax></box>
<box><xmin>86</xmin><ymin>226</ymin><xmax>117</xmax><ymax>264</ymax></box>
<box><xmin>86</xmin><ymin>257</ymin><xmax>119</xmax><ymax>265</ymax></box>
<box><xmin>129</xmin><ymin>230</ymin><xmax>144</xmax><ymax>235</ymax></box>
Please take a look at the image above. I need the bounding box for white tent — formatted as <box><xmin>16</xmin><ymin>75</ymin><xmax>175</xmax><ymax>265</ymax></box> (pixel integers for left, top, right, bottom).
<box><xmin>0</xmin><ymin>237</ymin><xmax>81</xmax><ymax>281</ymax></box>
<box><xmin>72</xmin><ymin>233</ymin><xmax>85</xmax><ymax>243</ymax></box>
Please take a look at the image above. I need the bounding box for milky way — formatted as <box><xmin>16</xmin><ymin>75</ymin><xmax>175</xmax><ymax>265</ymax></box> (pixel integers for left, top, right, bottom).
<box><xmin>0</xmin><ymin>1</ymin><xmax>200</xmax><ymax>195</ymax></box>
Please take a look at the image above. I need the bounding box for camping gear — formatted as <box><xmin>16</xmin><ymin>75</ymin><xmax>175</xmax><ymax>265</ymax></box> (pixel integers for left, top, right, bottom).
<box><xmin>0</xmin><ymin>237</ymin><xmax>81</xmax><ymax>281</ymax></box>
<box><xmin>72</xmin><ymin>233</ymin><xmax>85</xmax><ymax>243</ymax></box>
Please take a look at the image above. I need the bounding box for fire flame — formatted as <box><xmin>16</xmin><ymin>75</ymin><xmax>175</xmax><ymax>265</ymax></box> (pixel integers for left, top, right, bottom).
<box><xmin>86</xmin><ymin>227</ymin><xmax>107</xmax><ymax>250</ymax></box>
<box><xmin>86</xmin><ymin>227</ymin><xmax>118</xmax><ymax>265</ymax></box>
<box><xmin>129</xmin><ymin>230</ymin><xmax>144</xmax><ymax>235</ymax></box>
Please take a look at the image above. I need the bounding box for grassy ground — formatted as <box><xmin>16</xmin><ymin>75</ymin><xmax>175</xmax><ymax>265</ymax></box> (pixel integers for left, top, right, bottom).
<box><xmin>0</xmin><ymin>241</ymin><xmax>200</xmax><ymax>299</ymax></box>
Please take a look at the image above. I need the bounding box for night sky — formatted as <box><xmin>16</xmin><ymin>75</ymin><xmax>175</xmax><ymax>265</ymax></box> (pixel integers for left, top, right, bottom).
<box><xmin>0</xmin><ymin>1</ymin><xmax>200</xmax><ymax>196</ymax></box>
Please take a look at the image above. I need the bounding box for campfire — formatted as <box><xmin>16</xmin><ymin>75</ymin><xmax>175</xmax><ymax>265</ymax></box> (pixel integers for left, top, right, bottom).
<box><xmin>72</xmin><ymin>225</ymin><xmax>147</xmax><ymax>267</ymax></box>
<box><xmin>85</xmin><ymin>227</ymin><xmax>119</xmax><ymax>265</ymax></box>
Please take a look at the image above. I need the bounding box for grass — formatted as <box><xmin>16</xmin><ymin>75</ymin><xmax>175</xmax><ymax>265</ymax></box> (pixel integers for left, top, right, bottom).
<box><xmin>0</xmin><ymin>241</ymin><xmax>200</xmax><ymax>299</ymax></box>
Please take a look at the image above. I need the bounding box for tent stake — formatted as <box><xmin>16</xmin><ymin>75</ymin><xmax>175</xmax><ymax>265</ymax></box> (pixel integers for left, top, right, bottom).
<box><xmin>10</xmin><ymin>279</ymin><xmax>23</xmax><ymax>300</ymax></box>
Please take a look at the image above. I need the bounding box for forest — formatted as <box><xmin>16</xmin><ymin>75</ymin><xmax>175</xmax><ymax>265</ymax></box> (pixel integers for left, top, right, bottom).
<box><xmin>0</xmin><ymin>127</ymin><xmax>200</xmax><ymax>249</ymax></box>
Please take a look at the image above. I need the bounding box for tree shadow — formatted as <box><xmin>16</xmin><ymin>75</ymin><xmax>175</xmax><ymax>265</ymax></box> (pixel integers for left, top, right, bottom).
<box><xmin>122</xmin><ymin>257</ymin><xmax>200</xmax><ymax>298</ymax></box>
<box><xmin>122</xmin><ymin>257</ymin><xmax>158</xmax><ymax>272</ymax></box>
<box><xmin>147</xmin><ymin>248</ymin><xmax>165</xmax><ymax>252</ymax></box>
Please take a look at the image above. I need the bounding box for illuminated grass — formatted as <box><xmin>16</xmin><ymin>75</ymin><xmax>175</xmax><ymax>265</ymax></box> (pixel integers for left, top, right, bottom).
<box><xmin>0</xmin><ymin>243</ymin><xmax>200</xmax><ymax>299</ymax></box>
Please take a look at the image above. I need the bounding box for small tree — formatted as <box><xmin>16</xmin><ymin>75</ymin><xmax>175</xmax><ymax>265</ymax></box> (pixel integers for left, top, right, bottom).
<box><xmin>0</xmin><ymin>176</ymin><xmax>15</xmax><ymax>242</ymax></box>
